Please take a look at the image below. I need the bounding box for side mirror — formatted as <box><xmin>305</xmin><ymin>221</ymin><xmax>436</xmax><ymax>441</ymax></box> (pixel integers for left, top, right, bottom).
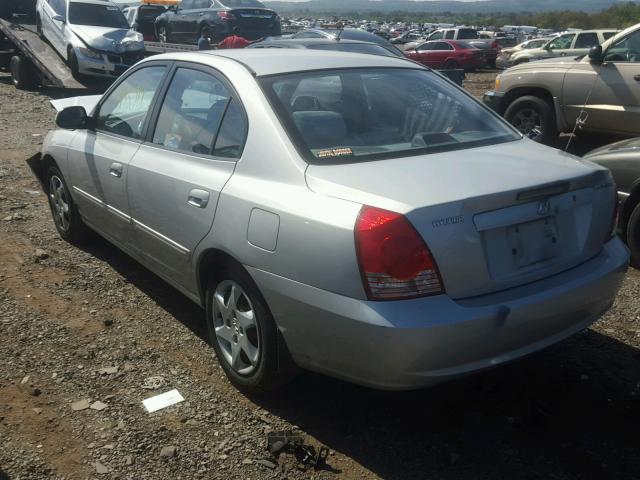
<box><xmin>589</xmin><ymin>45</ymin><xmax>603</xmax><ymax>64</ymax></box>
<box><xmin>56</xmin><ymin>106</ymin><xmax>90</xmax><ymax>130</ymax></box>
<box><xmin>52</xmin><ymin>14</ymin><xmax>65</xmax><ymax>23</ymax></box>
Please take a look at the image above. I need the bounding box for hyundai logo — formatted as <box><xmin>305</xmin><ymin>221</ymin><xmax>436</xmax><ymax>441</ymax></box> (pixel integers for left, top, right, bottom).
<box><xmin>537</xmin><ymin>200</ymin><xmax>551</xmax><ymax>216</ymax></box>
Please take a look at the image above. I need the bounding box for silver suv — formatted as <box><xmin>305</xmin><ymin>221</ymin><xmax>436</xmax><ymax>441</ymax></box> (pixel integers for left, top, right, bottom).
<box><xmin>484</xmin><ymin>24</ymin><xmax>640</xmax><ymax>144</ymax></box>
<box><xmin>508</xmin><ymin>29</ymin><xmax>617</xmax><ymax>66</ymax></box>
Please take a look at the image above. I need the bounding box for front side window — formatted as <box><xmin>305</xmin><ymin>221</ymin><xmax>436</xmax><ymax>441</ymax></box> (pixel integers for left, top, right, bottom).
<box><xmin>69</xmin><ymin>3</ymin><xmax>129</xmax><ymax>28</ymax></box>
<box><xmin>96</xmin><ymin>66</ymin><xmax>167</xmax><ymax>139</ymax></box>
<box><xmin>429</xmin><ymin>31</ymin><xmax>443</xmax><ymax>40</ymax></box>
<box><xmin>605</xmin><ymin>30</ymin><xmax>640</xmax><ymax>63</ymax></box>
<box><xmin>261</xmin><ymin>68</ymin><xmax>519</xmax><ymax>164</ymax></box>
<box><xmin>575</xmin><ymin>33</ymin><xmax>599</xmax><ymax>49</ymax></box>
<box><xmin>153</xmin><ymin>68</ymin><xmax>233</xmax><ymax>155</ymax></box>
<box><xmin>445</xmin><ymin>30</ymin><xmax>455</xmax><ymax>39</ymax></box>
<box><xmin>548</xmin><ymin>34</ymin><xmax>575</xmax><ymax>50</ymax></box>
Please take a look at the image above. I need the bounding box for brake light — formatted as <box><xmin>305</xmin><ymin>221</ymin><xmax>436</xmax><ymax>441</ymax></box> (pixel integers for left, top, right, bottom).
<box><xmin>491</xmin><ymin>40</ymin><xmax>498</xmax><ymax>49</ymax></box>
<box><xmin>217</xmin><ymin>11</ymin><xmax>236</xmax><ymax>21</ymax></box>
<box><xmin>355</xmin><ymin>206</ymin><xmax>444</xmax><ymax>300</ymax></box>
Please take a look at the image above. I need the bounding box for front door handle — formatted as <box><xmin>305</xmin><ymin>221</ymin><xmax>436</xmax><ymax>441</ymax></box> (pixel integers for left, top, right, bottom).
<box><xmin>109</xmin><ymin>162</ymin><xmax>123</xmax><ymax>178</ymax></box>
<box><xmin>188</xmin><ymin>189</ymin><xmax>210</xmax><ymax>208</ymax></box>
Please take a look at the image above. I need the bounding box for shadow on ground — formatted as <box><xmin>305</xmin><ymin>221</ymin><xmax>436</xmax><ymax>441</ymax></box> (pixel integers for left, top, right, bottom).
<box><xmin>67</xmin><ymin>232</ymin><xmax>640</xmax><ymax>480</ymax></box>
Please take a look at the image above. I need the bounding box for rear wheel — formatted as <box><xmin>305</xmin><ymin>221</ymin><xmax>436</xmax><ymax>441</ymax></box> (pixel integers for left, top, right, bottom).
<box><xmin>9</xmin><ymin>55</ymin><xmax>35</xmax><ymax>90</ymax></box>
<box><xmin>205</xmin><ymin>264</ymin><xmax>296</xmax><ymax>394</ymax></box>
<box><xmin>626</xmin><ymin>202</ymin><xmax>640</xmax><ymax>269</ymax></box>
<box><xmin>504</xmin><ymin>95</ymin><xmax>558</xmax><ymax>145</ymax></box>
<box><xmin>45</xmin><ymin>165</ymin><xmax>90</xmax><ymax>243</ymax></box>
<box><xmin>36</xmin><ymin>15</ymin><xmax>44</xmax><ymax>40</ymax></box>
<box><xmin>157</xmin><ymin>24</ymin><xmax>168</xmax><ymax>43</ymax></box>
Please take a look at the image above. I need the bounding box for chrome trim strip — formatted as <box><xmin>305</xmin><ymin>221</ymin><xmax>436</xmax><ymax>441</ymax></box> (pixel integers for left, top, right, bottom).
<box><xmin>618</xmin><ymin>191</ymin><xmax>630</xmax><ymax>198</ymax></box>
<box><xmin>132</xmin><ymin>219</ymin><xmax>190</xmax><ymax>255</ymax></box>
<box><xmin>73</xmin><ymin>186</ymin><xmax>104</xmax><ymax>206</ymax></box>
<box><xmin>74</xmin><ymin>186</ymin><xmax>131</xmax><ymax>221</ymax></box>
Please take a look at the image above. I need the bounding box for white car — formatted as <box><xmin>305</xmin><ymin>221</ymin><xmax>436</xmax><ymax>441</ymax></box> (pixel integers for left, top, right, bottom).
<box><xmin>36</xmin><ymin>0</ymin><xmax>145</xmax><ymax>78</ymax></box>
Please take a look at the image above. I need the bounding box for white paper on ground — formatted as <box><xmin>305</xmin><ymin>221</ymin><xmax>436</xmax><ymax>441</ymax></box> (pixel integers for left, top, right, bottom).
<box><xmin>142</xmin><ymin>389</ymin><xmax>185</xmax><ymax>413</ymax></box>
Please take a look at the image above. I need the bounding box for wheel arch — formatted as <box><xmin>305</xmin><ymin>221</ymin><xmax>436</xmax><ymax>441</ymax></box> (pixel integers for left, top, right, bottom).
<box><xmin>619</xmin><ymin>181</ymin><xmax>640</xmax><ymax>238</ymax></box>
<box><xmin>196</xmin><ymin>248</ymin><xmax>245</xmax><ymax>305</ymax></box>
<box><xmin>31</xmin><ymin>153</ymin><xmax>59</xmax><ymax>194</ymax></box>
<box><xmin>502</xmin><ymin>86</ymin><xmax>561</xmax><ymax>129</ymax></box>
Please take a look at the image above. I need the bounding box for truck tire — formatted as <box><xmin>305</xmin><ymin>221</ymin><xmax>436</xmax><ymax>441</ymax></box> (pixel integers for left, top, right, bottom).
<box><xmin>626</xmin><ymin>202</ymin><xmax>640</xmax><ymax>269</ymax></box>
<box><xmin>504</xmin><ymin>95</ymin><xmax>558</xmax><ymax>145</ymax></box>
<box><xmin>9</xmin><ymin>55</ymin><xmax>35</xmax><ymax>90</ymax></box>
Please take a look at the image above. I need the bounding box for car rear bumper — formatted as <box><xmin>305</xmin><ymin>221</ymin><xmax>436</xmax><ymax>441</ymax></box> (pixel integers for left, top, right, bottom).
<box><xmin>248</xmin><ymin>236</ymin><xmax>628</xmax><ymax>390</ymax></box>
<box><xmin>483</xmin><ymin>90</ymin><xmax>505</xmax><ymax>113</ymax></box>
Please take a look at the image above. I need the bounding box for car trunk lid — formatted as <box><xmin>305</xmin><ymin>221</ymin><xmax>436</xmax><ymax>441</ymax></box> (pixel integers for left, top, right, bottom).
<box><xmin>229</xmin><ymin>8</ymin><xmax>277</xmax><ymax>30</ymax></box>
<box><xmin>305</xmin><ymin>139</ymin><xmax>615</xmax><ymax>299</ymax></box>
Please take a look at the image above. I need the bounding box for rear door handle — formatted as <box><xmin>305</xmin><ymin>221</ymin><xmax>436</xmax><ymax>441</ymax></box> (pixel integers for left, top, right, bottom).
<box><xmin>188</xmin><ymin>189</ymin><xmax>210</xmax><ymax>208</ymax></box>
<box><xmin>634</xmin><ymin>74</ymin><xmax>640</xmax><ymax>81</ymax></box>
<box><xmin>109</xmin><ymin>162</ymin><xmax>123</xmax><ymax>178</ymax></box>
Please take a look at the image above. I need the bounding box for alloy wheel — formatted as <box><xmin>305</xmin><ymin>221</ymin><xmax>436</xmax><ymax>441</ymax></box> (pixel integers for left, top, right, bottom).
<box><xmin>212</xmin><ymin>280</ymin><xmax>260</xmax><ymax>376</ymax></box>
<box><xmin>48</xmin><ymin>175</ymin><xmax>70</xmax><ymax>233</ymax></box>
<box><xmin>511</xmin><ymin>108</ymin><xmax>543</xmax><ymax>140</ymax></box>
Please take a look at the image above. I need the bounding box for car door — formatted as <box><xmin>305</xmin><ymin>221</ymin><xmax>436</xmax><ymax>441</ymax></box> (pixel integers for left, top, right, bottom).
<box><xmin>44</xmin><ymin>0</ymin><xmax>66</xmax><ymax>56</ymax></box>
<box><xmin>127</xmin><ymin>64</ymin><xmax>245</xmax><ymax>285</ymax></box>
<box><xmin>572</xmin><ymin>32</ymin><xmax>600</xmax><ymax>57</ymax></box>
<box><xmin>67</xmin><ymin>64</ymin><xmax>169</xmax><ymax>248</ymax></box>
<box><xmin>584</xmin><ymin>28</ymin><xmax>640</xmax><ymax>135</ymax></box>
<box><xmin>417</xmin><ymin>42</ymin><xmax>449</xmax><ymax>68</ymax></box>
<box><xmin>171</xmin><ymin>0</ymin><xmax>195</xmax><ymax>42</ymax></box>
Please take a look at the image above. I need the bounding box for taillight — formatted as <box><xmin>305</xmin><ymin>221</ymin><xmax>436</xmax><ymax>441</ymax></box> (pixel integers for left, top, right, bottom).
<box><xmin>491</xmin><ymin>40</ymin><xmax>498</xmax><ymax>49</ymax></box>
<box><xmin>355</xmin><ymin>206</ymin><xmax>444</xmax><ymax>300</ymax></box>
<box><xmin>217</xmin><ymin>11</ymin><xmax>236</xmax><ymax>21</ymax></box>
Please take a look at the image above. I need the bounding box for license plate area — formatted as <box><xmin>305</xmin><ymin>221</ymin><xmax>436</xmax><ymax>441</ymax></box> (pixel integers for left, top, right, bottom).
<box><xmin>508</xmin><ymin>216</ymin><xmax>560</xmax><ymax>268</ymax></box>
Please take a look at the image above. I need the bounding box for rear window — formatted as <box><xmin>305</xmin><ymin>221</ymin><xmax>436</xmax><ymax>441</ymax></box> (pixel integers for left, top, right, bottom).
<box><xmin>457</xmin><ymin>29</ymin><xmax>479</xmax><ymax>40</ymax></box>
<box><xmin>219</xmin><ymin>0</ymin><xmax>265</xmax><ymax>7</ymax></box>
<box><xmin>260</xmin><ymin>68</ymin><xmax>519</xmax><ymax>164</ymax></box>
<box><xmin>69</xmin><ymin>3</ymin><xmax>129</xmax><ymax>29</ymax></box>
<box><xmin>307</xmin><ymin>43</ymin><xmax>396</xmax><ymax>57</ymax></box>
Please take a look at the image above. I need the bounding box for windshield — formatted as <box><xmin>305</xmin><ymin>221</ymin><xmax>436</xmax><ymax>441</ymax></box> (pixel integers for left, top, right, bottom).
<box><xmin>220</xmin><ymin>0</ymin><xmax>266</xmax><ymax>7</ymax></box>
<box><xmin>261</xmin><ymin>68</ymin><xmax>519</xmax><ymax>164</ymax></box>
<box><xmin>308</xmin><ymin>43</ymin><xmax>395</xmax><ymax>57</ymax></box>
<box><xmin>69</xmin><ymin>3</ymin><xmax>130</xmax><ymax>29</ymax></box>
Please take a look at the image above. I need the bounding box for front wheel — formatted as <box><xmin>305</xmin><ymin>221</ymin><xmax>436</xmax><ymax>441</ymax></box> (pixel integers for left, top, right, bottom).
<box><xmin>10</xmin><ymin>56</ymin><xmax>35</xmax><ymax>90</ymax></box>
<box><xmin>205</xmin><ymin>264</ymin><xmax>296</xmax><ymax>394</ymax></box>
<box><xmin>45</xmin><ymin>165</ymin><xmax>90</xmax><ymax>243</ymax></box>
<box><xmin>504</xmin><ymin>95</ymin><xmax>558</xmax><ymax>145</ymax></box>
<box><xmin>626</xmin><ymin>202</ymin><xmax>640</xmax><ymax>269</ymax></box>
<box><xmin>67</xmin><ymin>48</ymin><xmax>80</xmax><ymax>79</ymax></box>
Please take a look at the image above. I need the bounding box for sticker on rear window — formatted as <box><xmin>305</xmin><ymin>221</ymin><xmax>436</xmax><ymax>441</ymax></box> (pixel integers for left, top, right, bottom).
<box><xmin>316</xmin><ymin>147</ymin><xmax>353</xmax><ymax>159</ymax></box>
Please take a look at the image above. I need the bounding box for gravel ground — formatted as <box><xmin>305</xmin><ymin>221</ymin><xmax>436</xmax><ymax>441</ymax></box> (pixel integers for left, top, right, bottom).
<box><xmin>1</xmin><ymin>71</ymin><xmax>640</xmax><ymax>480</ymax></box>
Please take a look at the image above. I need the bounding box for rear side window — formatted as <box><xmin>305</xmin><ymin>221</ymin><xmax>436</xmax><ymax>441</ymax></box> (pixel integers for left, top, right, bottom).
<box><xmin>457</xmin><ymin>29</ymin><xmax>478</xmax><ymax>40</ymax></box>
<box><xmin>213</xmin><ymin>98</ymin><xmax>247</xmax><ymax>158</ymax></box>
<box><xmin>603</xmin><ymin>32</ymin><xmax>616</xmax><ymax>40</ymax></box>
<box><xmin>445</xmin><ymin>30</ymin><xmax>455</xmax><ymax>39</ymax></box>
<box><xmin>96</xmin><ymin>66</ymin><xmax>167</xmax><ymax>140</ymax></box>
<box><xmin>575</xmin><ymin>33</ymin><xmax>599</xmax><ymax>49</ymax></box>
<box><xmin>152</xmin><ymin>68</ymin><xmax>234</xmax><ymax>156</ymax></box>
<box><xmin>261</xmin><ymin>68</ymin><xmax>518</xmax><ymax>164</ymax></box>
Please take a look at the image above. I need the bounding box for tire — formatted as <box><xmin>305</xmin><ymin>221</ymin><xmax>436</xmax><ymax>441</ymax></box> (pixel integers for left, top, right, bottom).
<box><xmin>200</xmin><ymin>24</ymin><xmax>216</xmax><ymax>42</ymax></box>
<box><xmin>504</xmin><ymin>95</ymin><xmax>558</xmax><ymax>145</ymax></box>
<box><xmin>626</xmin><ymin>202</ymin><xmax>640</xmax><ymax>269</ymax></box>
<box><xmin>157</xmin><ymin>24</ymin><xmax>168</xmax><ymax>44</ymax></box>
<box><xmin>45</xmin><ymin>165</ymin><xmax>90</xmax><ymax>244</ymax></box>
<box><xmin>67</xmin><ymin>48</ymin><xmax>80</xmax><ymax>79</ymax></box>
<box><xmin>9</xmin><ymin>55</ymin><xmax>35</xmax><ymax>90</ymax></box>
<box><xmin>205</xmin><ymin>264</ymin><xmax>296</xmax><ymax>394</ymax></box>
<box><xmin>36</xmin><ymin>15</ymin><xmax>44</xmax><ymax>40</ymax></box>
<box><xmin>444</xmin><ymin>60</ymin><xmax>458</xmax><ymax>70</ymax></box>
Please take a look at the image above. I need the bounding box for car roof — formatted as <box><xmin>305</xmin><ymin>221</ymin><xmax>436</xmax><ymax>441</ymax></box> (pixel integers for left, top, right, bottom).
<box><xmin>157</xmin><ymin>49</ymin><xmax>420</xmax><ymax>77</ymax></box>
<box><xmin>255</xmin><ymin>38</ymin><xmax>384</xmax><ymax>47</ymax></box>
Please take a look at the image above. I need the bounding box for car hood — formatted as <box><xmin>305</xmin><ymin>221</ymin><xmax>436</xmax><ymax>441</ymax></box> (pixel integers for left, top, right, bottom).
<box><xmin>584</xmin><ymin>137</ymin><xmax>640</xmax><ymax>159</ymax></box>
<box><xmin>69</xmin><ymin>25</ymin><xmax>143</xmax><ymax>53</ymax></box>
<box><xmin>506</xmin><ymin>55</ymin><xmax>580</xmax><ymax>72</ymax></box>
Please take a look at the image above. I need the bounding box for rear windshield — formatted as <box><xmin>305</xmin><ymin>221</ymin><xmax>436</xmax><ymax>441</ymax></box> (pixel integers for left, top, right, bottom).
<box><xmin>307</xmin><ymin>43</ymin><xmax>396</xmax><ymax>57</ymax></box>
<box><xmin>69</xmin><ymin>3</ymin><xmax>130</xmax><ymax>29</ymax></box>
<box><xmin>220</xmin><ymin>0</ymin><xmax>266</xmax><ymax>7</ymax></box>
<box><xmin>457</xmin><ymin>29</ymin><xmax>479</xmax><ymax>39</ymax></box>
<box><xmin>260</xmin><ymin>68</ymin><xmax>519</xmax><ymax>164</ymax></box>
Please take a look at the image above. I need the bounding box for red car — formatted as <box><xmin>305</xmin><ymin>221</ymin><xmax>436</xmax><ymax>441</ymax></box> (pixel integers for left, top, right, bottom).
<box><xmin>404</xmin><ymin>40</ymin><xmax>485</xmax><ymax>70</ymax></box>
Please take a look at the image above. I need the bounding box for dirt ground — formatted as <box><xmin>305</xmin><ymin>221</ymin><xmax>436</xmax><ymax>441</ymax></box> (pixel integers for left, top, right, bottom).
<box><xmin>1</xmin><ymin>70</ymin><xmax>639</xmax><ymax>480</ymax></box>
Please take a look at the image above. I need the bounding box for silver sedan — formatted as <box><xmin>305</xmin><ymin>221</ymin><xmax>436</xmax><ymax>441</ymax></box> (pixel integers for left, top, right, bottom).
<box><xmin>37</xmin><ymin>49</ymin><xmax>628</xmax><ymax>393</ymax></box>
